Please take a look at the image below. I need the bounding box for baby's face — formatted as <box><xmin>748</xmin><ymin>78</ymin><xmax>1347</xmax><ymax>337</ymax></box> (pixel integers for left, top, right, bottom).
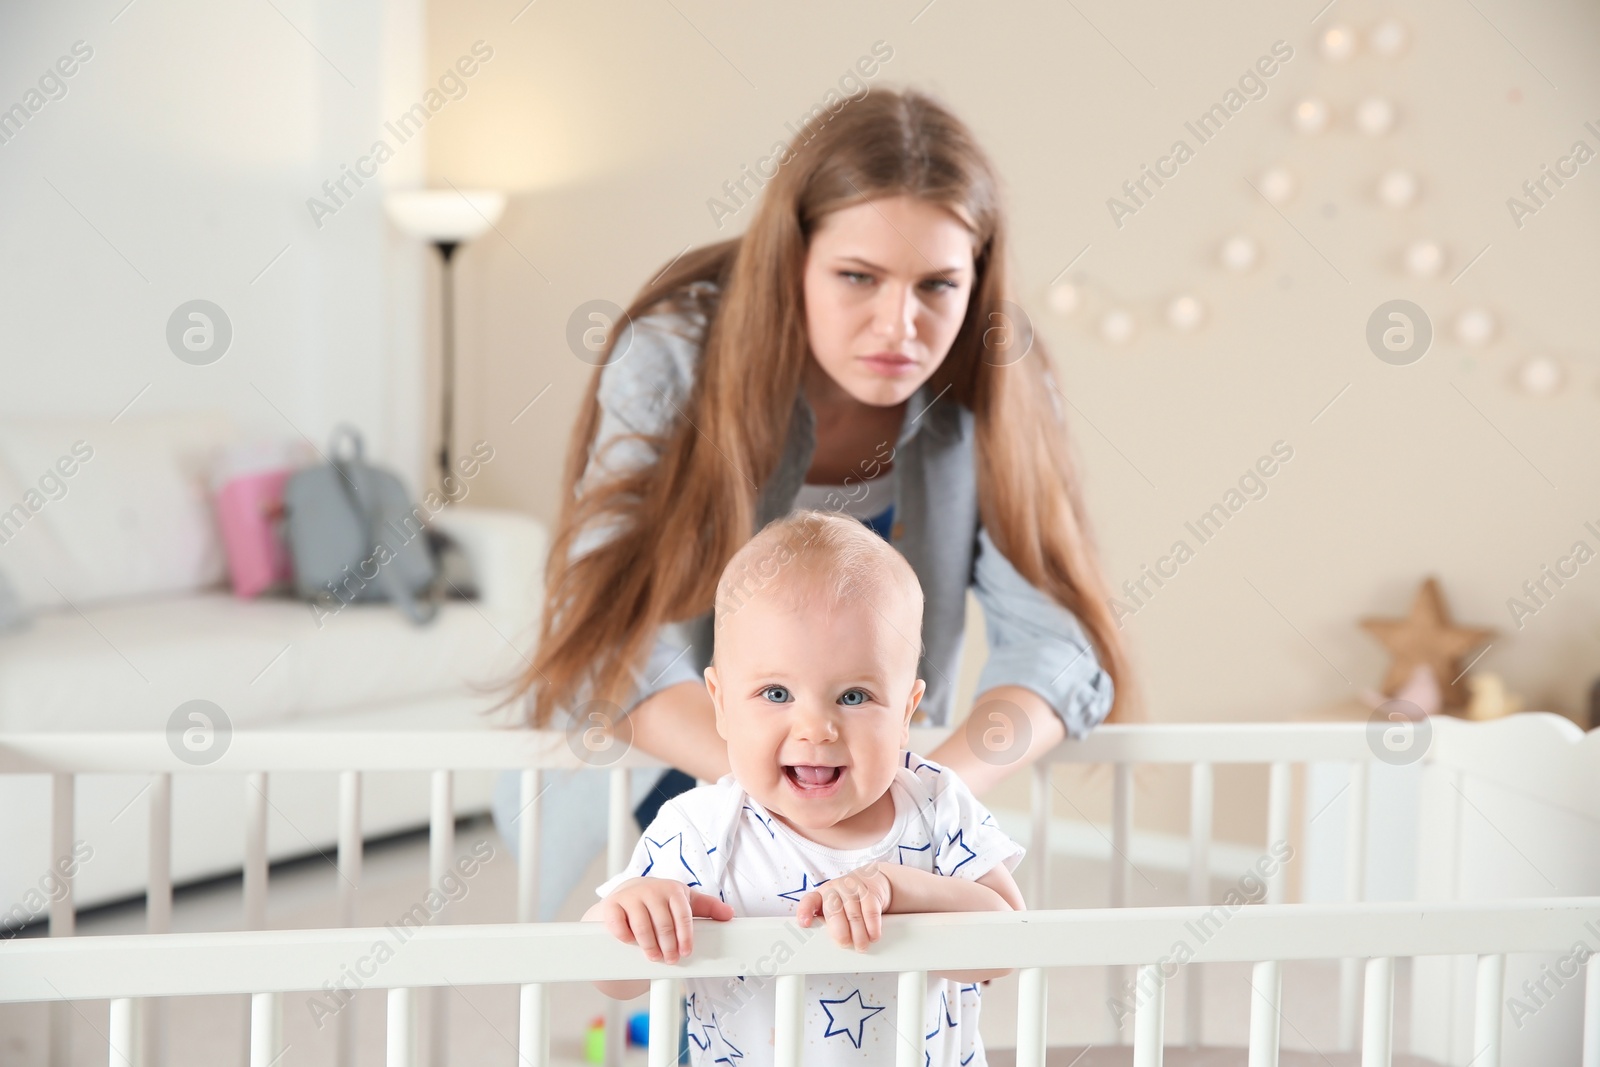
<box><xmin>704</xmin><ymin>584</ymin><xmax>925</xmax><ymax>843</ymax></box>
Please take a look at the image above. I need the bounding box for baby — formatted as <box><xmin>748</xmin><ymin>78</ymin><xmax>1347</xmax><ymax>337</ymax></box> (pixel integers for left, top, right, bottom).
<box><xmin>582</xmin><ymin>508</ymin><xmax>1027</xmax><ymax>1065</ymax></box>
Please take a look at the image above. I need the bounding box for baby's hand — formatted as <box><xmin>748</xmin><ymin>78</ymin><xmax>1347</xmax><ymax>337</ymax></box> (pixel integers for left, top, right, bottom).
<box><xmin>596</xmin><ymin>877</ymin><xmax>734</xmax><ymax>963</ymax></box>
<box><xmin>794</xmin><ymin>863</ymin><xmax>892</xmax><ymax>952</ymax></box>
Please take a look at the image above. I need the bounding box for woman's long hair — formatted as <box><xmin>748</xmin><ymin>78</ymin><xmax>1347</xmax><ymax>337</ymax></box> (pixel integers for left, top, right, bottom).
<box><xmin>517</xmin><ymin>85</ymin><xmax>1139</xmax><ymax>729</ymax></box>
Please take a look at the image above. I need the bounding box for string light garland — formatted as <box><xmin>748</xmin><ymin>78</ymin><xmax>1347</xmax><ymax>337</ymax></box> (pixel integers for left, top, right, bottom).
<box><xmin>1038</xmin><ymin>14</ymin><xmax>1579</xmax><ymax>398</ymax></box>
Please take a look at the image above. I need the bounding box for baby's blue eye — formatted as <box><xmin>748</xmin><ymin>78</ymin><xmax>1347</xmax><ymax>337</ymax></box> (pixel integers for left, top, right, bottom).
<box><xmin>839</xmin><ymin>689</ymin><xmax>869</xmax><ymax>706</ymax></box>
<box><xmin>760</xmin><ymin>685</ymin><xmax>792</xmax><ymax>703</ymax></box>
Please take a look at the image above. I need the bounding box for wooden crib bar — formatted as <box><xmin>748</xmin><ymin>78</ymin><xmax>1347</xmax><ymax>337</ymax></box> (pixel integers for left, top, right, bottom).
<box><xmin>7</xmin><ymin>901</ymin><xmax>1596</xmax><ymax>1067</ymax></box>
<box><xmin>0</xmin><ymin>722</ymin><xmax>1457</xmax><ymax>1064</ymax></box>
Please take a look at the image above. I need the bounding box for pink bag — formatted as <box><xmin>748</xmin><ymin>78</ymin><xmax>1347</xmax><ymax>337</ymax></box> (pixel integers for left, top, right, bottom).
<box><xmin>215</xmin><ymin>469</ymin><xmax>294</xmax><ymax>597</ymax></box>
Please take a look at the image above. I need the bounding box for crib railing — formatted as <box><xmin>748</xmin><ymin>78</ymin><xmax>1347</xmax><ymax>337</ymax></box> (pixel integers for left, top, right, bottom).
<box><xmin>4</xmin><ymin>899</ymin><xmax>1598</xmax><ymax>1067</ymax></box>
<box><xmin>0</xmin><ymin>722</ymin><xmax>1417</xmax><ymax>1063</ymax></box>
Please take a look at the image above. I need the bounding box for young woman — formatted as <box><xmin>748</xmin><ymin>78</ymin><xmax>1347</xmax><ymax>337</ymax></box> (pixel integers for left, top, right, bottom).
<box><xmin>491</xmin><ymin>86</ymin><xmax>1137</xmax><ymax>920</ymax></box>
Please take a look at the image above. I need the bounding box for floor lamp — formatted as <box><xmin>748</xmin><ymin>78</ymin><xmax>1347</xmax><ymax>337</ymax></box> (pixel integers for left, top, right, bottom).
<box><xmin>385</xmin><ymin>189</ymin><xmax>506</xmax><ymax>492</ymax></box>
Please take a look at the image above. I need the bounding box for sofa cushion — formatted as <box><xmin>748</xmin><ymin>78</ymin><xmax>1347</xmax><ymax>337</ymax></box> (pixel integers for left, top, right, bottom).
<box><xmin>0</xmin><ymin>591</ymin><xmax>528</xmax><ymax>732</ymax></box>
<box><xmin>0</xmin><ymin>412</ymin><xmax>237</xmax><ymax>610</ymax></box>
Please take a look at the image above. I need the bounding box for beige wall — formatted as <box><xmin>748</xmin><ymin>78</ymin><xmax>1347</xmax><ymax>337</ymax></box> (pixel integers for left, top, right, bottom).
<box><xmin>423</xmin><ymin>0</ymin><xmax>1600</xmax><ymax>846</ymax></box>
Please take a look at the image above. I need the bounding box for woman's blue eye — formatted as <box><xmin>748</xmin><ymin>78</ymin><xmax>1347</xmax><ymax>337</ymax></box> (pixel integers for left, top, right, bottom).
<box><xmin>839</xmin><ymin>689</ymin><xmax>869</xmax><ymax>706</ymax></box>
<box><xmin>841</xmin><ymin>271</ymin><xmax>871</xmax><ymax>284</ymax></box>
<box><xmin>761</xmin><ymin>685</ymin><xmax>791</xmax><ymax>703</ymax></box>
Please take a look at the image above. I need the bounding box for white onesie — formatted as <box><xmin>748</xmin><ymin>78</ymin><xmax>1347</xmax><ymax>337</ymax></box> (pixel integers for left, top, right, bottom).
<box><xmin>595</xmin><ymin>751</ymin><xmax>1026</xmax><ymax>1066</ymax></box>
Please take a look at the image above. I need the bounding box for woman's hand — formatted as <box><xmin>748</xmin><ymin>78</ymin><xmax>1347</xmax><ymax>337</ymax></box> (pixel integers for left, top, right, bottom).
<box><xmin>794</xmin><ymin>863</ymin><xmax>893</xmax><ymax>952</ymax></box>
<box><xmin>593</xmin><ymin>876</ymin><xmax>734</xmax><ymax>963</ymax></box>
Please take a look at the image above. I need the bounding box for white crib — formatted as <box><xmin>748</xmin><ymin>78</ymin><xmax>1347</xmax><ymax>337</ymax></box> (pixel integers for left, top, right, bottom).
<box><xmin>2</xmin><ymin>712</ymin><xmax>1596</xmax><ymax>1066</ymax></box>
<box><xmin>3</xmin><ymin>897</ymin><xmax>1599</xmax><ymax>1067</ymax></box>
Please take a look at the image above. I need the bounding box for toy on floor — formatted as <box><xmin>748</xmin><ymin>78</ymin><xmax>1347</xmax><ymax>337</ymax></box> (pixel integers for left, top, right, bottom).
<box><xmin>583</xmin><ymin>1011</ymin><xmax>657</xmax><ymax>1063</ymax></box>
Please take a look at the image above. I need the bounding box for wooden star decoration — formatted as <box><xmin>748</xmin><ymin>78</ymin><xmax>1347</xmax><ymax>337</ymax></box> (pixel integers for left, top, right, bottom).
<box><xmin>1360</xmin><ymin>577</ymin><xmax>1495</xmax><ymax>713</ymax></box>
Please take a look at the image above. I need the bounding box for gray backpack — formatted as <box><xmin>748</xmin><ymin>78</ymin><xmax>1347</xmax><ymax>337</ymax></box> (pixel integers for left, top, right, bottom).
<box><xmin>283</xmin><ymin>425</ymin><xmax>440</xmax><ymax>624</ymax></box>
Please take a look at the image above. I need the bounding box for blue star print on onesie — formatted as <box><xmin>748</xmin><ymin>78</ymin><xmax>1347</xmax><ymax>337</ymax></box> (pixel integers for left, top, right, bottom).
<box><xmin>640</xmin><ymin>831</ymin><xmax>703</xmax><ymax>887</ymax></box>
<box><xmin>820</xmin><ymin>989</ymin><xmax>886</xmax><ymax>1048</ymax></box>
<box><xmin>596</xmin><ymin>752</ymin><xmax>1026</xmax><ymax>1065</ymax></box>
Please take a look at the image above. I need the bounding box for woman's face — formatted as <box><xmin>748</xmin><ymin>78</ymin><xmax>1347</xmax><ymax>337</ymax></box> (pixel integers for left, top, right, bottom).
<box><xmin>801</xmin><ymin>195</ymin><xmax>977</xmax><ymax>407</ymax></box>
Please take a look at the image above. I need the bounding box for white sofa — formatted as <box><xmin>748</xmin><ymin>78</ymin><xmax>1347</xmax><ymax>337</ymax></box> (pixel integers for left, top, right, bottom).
<box><xmin>0</xmin><ymin>412</ymin><xmax>547</xmax><ymax>920</ymax></box>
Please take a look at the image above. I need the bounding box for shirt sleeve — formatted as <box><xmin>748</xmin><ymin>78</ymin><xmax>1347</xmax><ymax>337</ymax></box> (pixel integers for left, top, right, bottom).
<box><xmin>969</xmin><ymin>523</ymin><xmax>1115</xmax><ymax>739</ymax></box>
<box><xmin>921</xmin><ymin>758</ymin><xmax>1026</xmax><ymax>882</ymax></box>
<box><xmin>566</xmin><ymin>299</ymin><xmax>715</xmax><ymax>716</ymax></box>
<box><xmin>594</xmin><ymin>796</ymin><xmax>717</xmax><ymax>899</ymax></box>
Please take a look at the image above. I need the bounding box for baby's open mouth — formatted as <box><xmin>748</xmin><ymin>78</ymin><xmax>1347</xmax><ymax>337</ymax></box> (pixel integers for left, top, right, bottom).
<box><xmin>784</xmin><ymin>764</ymin><xmax>844</xmax><ymax>789</ymax></box>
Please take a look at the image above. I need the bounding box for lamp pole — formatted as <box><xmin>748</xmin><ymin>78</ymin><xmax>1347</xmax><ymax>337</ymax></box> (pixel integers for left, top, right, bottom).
<box><xmin>434</xmin><ymin>240</ymin><xmax>458</xmax><ymax>493</ymax></box>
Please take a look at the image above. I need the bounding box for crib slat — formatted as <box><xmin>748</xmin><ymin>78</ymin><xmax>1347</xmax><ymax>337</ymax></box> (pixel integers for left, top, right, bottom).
<box><xmin>109</xmin><ymin>997</ymin><xmax>135</xmax><ymax>1067</ymax></box>
<box><xmin>519</xmin><ymin>983</ymin><xmax>549</xmax><ymax>1067</ymax></box>
<box><xmin>339</xmin><ymin>771</ymin><xmax>362</xmax><ymax>926</ymax></box>
<box><xmin>1583</xmin><ymin>951</ymin><xmax>1599</xmax><ymax>1067</ymax></box>
<box><xmin>388</xmin><ymin>987</ymin><xmax>417</xmax><ymax>1067</ymax></box>
<box><xmin>148</xmin><ymin>773</ymin><xmax>172</xmax><ymax>933</ymax></box>
<box><xmin>648</xmin><ymin>978</ymin><xmax>682</xmax><ymax>1067</ymax></box>
<box><xmin>242</xmin><ymin>769</ymin><xmax>269</xmax><ymax>1067</ymax></box>
<box><xmin>1473</xmin><ymin>953</ymin><xmax>1505</xmax><ymax>1067</ymax></box>
<box><xmin>337</xmin><ymin>771</ymin><xmax>362</xmax><ymax>1067</ymax></box>
<box><xmin>1112</xmin><ymin>762</ymin><xmax>1133</xmax><ymax>908</ymax></box>
<box><xmin>605</xmin><ymin>768</ymin><xmax>632</xmax><ymax>1067</ymax></box>
<box><xmin>1339</xmin><ymin>761</ymin><xmax>1369</xmax><ymax>1050</ymax></box>
<box><xmin>1030</xmin><ymin>761</ymin><xmax>1050</xmax><ymax>908</ymax></box>
<box><xmin>896</xmin><ymin>970</ymin><xmax>926</xmax><ymax>1067</ymax></box>
<box><xmin>49</xmin><ymin>775</ymin><xmax>73</xmax><ymax>1067</ymax></box>
<box><xmin>607</xmin><ymin>767</ymin><xmax>631</xmax><ymax>877</ymax></box>
<box><xmin>143</xmin><ymin>772</ymin><xmax>172</xmax><ymax>1067</ymax></box>
<box><xmin>1133</xmin><ymin>963</ymin><xmax>1164</xmax><ymax>1067</ymax></box>
<box><xmin>776</xmin><ymin>973</ymin><xmax>805</xmax><ymax>1067</ymax></box>
<box><xmin>1247</xmin><ymin>959</ymin><xmax>1281</xmax><ymax>1067</ymax></box>
<box><xmin>429</xmin><ymin>769</ymin><xmax>453</xmax><ymax>909</ymax></box>
<box><xmin>1265</xmin><ymin>761</ymin><xmax>1291</xmax><ymax>905</ymax></box>
<box><xmin>51</xmin><ymin>773</ymin><xmax>75</xmax><ymax>936</ymax></box>
<box><xmin>1361</xmin><ymin>956</ymin><xmax>1393</xmax><ymax>1067</ymax></box>
<box><xmin>249</xmin><ymin>991</ymin><xmax>282</xmax><ymax>1067</ymax></box>
<box><xmin>244</xmin><ymin>772</ymin><xmax>268</xmax><ymax>929</ymax></box>
<box><xmin>429</xmin><ymin>770</ymin><xmax>453</xmax><ymax>1067</ymax></box>
<box><xmin>1109</xmin><ymin>762</ymin><xmax>1133</xmax><ymax>1043</ymax></box>
<box><xmin>1185</xmin><ymin>762</ymin><xmax>1212</xmax><ymax>1049</ymax></box>
<box><xmin>1015</xmin><ymin>967</ymin><xmax>1047</xmax><ymax>1067</ymax></box>
<box><xmin>517</xmin><ymin>769</ymin><xmax>542</xmax><ymax>923</ymax></box>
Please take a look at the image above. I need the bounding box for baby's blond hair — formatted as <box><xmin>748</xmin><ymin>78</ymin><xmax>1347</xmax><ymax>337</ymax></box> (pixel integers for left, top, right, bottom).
<box><xmin>712</xmin><ymin>509</ymin><xmax>924</xmax><ymax>658</ymax></box>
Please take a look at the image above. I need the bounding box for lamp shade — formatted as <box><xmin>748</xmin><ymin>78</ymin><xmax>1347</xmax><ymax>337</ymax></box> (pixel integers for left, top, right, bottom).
<box><xmin>385</xmin><ymin>189</ymin><xmax>506</xmax><ymax>242</ymax></box>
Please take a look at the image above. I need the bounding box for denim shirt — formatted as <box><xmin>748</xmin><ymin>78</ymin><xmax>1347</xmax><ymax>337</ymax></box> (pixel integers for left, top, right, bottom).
<box><xmin>571</xmin><ymin>281</ymin><xmax>1114</xmax><ymax>737</ymax></box>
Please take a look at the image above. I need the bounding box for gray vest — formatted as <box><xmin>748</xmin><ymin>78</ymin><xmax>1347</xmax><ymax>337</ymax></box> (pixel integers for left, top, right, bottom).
<box><xmin>593</xmin><ymin>280</ymin><xmax>1113</xmax><ymax>736</ymax></box>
